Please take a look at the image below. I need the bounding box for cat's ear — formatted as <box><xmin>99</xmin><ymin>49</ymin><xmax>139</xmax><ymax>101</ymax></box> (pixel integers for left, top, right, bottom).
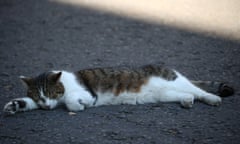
<box><xmin>49</xmin><ymin>72</ymin><xmax>62</xmax><ymax>83</ymax></box>
<box><xmin>19</xmin><ymin>76</ymin><xmax>33</xmax><ymax>88</ymax></box>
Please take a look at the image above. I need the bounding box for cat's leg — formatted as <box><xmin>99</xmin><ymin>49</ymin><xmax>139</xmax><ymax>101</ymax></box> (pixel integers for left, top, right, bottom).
<box><xmin>3</xmin><ymin>97</ymin><xmax>38</xmax><ymax>114</ymax></box>
<box><xmin>196</xmin><ymin>92</ymin><xmax>222</xmax><ymax>106</ymax></box>
<box><xmin>160</xmin><ymin>90</ymin><xmax>195</xmax><ymax>108</ymax></box>
<box><xmin>184</xmin><ymin>82</ymin><xmax>222</xmax><ymax>106</ymax></box>
<box><xmin>191</xmin><ymin>80</ymin><xmax>234</xmax><ymax>97</ymax></box>
<box><xmin>174</xmin><ymin>72</ymin><xmax>222</xmax><ymax>106</ymax></box>
<box><xmin>64</xmin><ymin>90</ymin><xmax>96</xmax><ymax>111</ymax></box>
<box><xmin>65</xmin><ymin>100</ymin><xmax>85</xmax><ymax>112</ymax></box>
<box><xmin>65</xmin><ymin>98</ymin><xmax>85</xmax><ymax>112</ymax></box>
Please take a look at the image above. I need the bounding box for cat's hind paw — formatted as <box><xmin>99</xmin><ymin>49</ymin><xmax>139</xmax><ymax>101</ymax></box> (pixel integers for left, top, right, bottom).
<box><xmin>202</xmin><ymin>94</ymin><xmax>222</xmax><ymax>106</ymax></box>
<box><xmin>3</xmin><ymin>100</ymin><xmax>26</xmax><ymax>115</ymax></box>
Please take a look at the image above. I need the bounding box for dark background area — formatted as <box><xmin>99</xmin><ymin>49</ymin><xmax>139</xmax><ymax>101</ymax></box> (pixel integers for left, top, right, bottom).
<box><xmin>0</xmin><ymin>0</ymin><xmax>240</xmax><ymax>143</ymax></box>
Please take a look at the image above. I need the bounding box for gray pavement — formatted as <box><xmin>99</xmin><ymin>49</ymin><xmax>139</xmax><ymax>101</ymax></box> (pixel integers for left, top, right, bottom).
<box><xmin>0</xmin><ymin>0</ymin><xmax>240</xmax><ymax>144</ymax></box>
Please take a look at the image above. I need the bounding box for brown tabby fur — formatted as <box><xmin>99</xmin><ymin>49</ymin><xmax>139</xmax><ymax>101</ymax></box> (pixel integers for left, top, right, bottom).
<box><xmin>75</xmin><ymin>65</ymin><xmax>177</xmax><ymax>96</ymax></box>
<box><xmin>21</xmin><ymin>72</ymin><xmax>64</xmax><ymax>102</ymax></box>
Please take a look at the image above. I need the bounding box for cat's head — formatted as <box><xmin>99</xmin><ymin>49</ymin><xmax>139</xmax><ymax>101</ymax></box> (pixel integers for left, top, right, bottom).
<box><xmin>20</xmin><ymin>72</ymin><xmax>64</xmax><ymax>110</ymax></box>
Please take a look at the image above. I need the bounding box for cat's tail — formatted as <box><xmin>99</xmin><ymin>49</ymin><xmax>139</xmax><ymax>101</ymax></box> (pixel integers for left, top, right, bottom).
<box><xmin>191</xmin><ymin>80</ymin><xmax>234</xmax><ymax>97</ymax></box>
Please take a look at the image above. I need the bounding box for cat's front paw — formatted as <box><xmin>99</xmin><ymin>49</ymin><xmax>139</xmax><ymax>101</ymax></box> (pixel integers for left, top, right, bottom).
<box><xmin>3</xmin><ymin>100</ymin><xmax>26</xmax><ymax>115</ymax></box>
<box><xmin>65</xmin><ymin>99</ymin><xmax>85</xmax><ymax>112</ymax></box>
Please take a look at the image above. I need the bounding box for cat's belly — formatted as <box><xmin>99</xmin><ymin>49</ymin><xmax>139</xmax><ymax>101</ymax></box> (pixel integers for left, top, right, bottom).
<box><xmin>94</xmin><ymin>77</ymin><xmax>172</xmax><ymax>106</ymax></box>
<box><xmin>94</xmin><ymin>92</ymin><xmax>138</xmax><ymax>106</ymax></box>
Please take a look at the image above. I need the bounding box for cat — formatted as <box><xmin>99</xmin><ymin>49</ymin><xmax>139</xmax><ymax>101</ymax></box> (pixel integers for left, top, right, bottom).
<box><xmin>3</xmin><ymin>65</ymin><xmax>234</xmax><ymax>115</ymax></box>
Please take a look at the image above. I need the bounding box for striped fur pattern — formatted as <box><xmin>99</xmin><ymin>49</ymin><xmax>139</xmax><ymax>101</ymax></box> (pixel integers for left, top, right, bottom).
<box><xmin>75</xmin><ymin>65</ymin><xmax>177</xmax><ymax>96</ymax></box>
<box><xmin>3</xmin><ymin>65</ymin><xmax>234</xmax><ymax>114</ymax></box>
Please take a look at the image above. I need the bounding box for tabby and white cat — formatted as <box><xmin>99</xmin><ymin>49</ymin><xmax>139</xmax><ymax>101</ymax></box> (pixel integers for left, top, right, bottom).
<box><xmin>3</xmin><ymin>65</ymin><xmax>234</xmax><ymax>114</ymax></box>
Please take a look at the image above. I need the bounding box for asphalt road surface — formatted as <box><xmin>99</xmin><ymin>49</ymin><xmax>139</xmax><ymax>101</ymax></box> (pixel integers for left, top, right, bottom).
<box><xmin>0</xmin><ymin>0</ymin><xmax>240</xmax><ymax>144</ymax></box>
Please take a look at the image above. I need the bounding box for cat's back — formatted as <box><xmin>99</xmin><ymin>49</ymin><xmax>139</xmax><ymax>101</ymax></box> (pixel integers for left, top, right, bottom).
<box><xmin>74</xmin><ymin>65</ymin><xmax>177</xmax><ymax>95</ymax></box>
